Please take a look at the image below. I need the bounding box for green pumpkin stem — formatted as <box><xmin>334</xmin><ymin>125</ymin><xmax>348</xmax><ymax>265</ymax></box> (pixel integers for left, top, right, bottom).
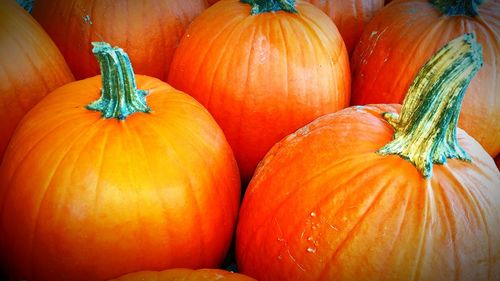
<box><xmin>377</xmin><ymin>33</ymin><xmax>483</xmax><ymax>178</ymax></box>
<box><xmin>241</xmin><ymin>0</ymin><xmax>297</xmax><ymax>15</ymax></box>
<box><xmin>87</xmin><ymin>42</ymin><xmax>150</xmax><ymax>120</ymax></box>
<box><xmin>430</xmin><ymin>0</ymin><xmax>483</xmax><ymax>17</ymax></box>
<box><xmin>16</xmin><ymin>0</ymin><xmax>34</xmax><ymax>13</ymax></box>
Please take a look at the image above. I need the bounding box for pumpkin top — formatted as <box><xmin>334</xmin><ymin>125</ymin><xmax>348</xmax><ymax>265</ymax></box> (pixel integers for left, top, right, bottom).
<box><xmin>430</xmin><ymin>0</ymin><xmax>484</xmax><ymax>17</ymax></box>
<box><xmin>240</xmin><ymin>0</ymin><xmax>297</xmax><ymax>14</ymax></box>
<box><xmin>86</xmin><ymin>42</ymin><xmax>151</xmax><ymax>120</ymax></box>
<box><xmin>378</xmin><ymin>33</ymin><xmax>483</xmax><ymax>178</ymax></box>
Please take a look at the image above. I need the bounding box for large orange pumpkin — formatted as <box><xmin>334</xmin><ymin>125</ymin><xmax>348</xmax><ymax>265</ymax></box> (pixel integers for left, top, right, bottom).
<box><xmin>110</xmin><ymin>268</ymin><xmax>256</xmax><ymax>281</ymax></box>
<box><xmin>31</xmin><ymin>0</ymin><xmax>207</xmax><ymax>80</ymax></box>
<box><xmin>0</xmin><ymin>0</ymin><xmax>73</xmax><ymax>160</ymax></box>
<box><xmin>351</xmin><ymin>0</ymin><xmax>499</xmax><ymax>157</ymax></box>
<box><xmin>168</xmin><ymin>0</ymin><xmax>350</xmax><ymax>183</ymax></box>
<box><xmin>305</xmin><ymin>0</ymin><xmax>385</xmax><ymax>54</ymax></box>
<box><xmin>236</xmin><ymin>34</ymin><xmax>500</xmax><ymax>281</ymax></box>
<box><xmin>0</xmin><ymin>43</ymin><xmax>240</xmax><ymax>281</ymax></box>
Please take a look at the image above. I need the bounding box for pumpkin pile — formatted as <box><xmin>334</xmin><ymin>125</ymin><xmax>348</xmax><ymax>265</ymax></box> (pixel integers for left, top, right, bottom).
<box><xmin>0</xmin><ymin>0</ymin><xmax>498</xmax><ymax>281</ymax></box>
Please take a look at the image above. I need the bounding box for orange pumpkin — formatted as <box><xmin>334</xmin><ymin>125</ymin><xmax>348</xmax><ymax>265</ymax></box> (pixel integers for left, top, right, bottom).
<box><xmin>305</xmin><ymin>0</ymin><xmax>385</xmax><ymax>54</ymax></box>
<box><xmin>168</xmin><ymin>0</ymin><xmax>350</xmax><ymax>183</ymax></box>
<box><xmin>236</xmin><ymin>35</ymin><xmax>500</xmax><ymax>281</ymax></box>
<box><xmin>110</xmin><ymin>268</ymin><xmax>256</xmax><ymax>281</ymax></box>
<box><xmin>351</xmin><ymin>0</ymin><xmax>500</xmax><ymax>157</ymax></box>
<box><xmin>31</xmin><ymin>0</ymin><xmax>207</xmax><ymax>80</ymax></box>
<box><xmin>0</xmin><ymin>43</ymin><xmax>240</xmax><ymax>281</ymax></box>
<box><xmin>0</xmin><ymin>0</ymin><xmax>73</xmax><ymax>160</ymax></box>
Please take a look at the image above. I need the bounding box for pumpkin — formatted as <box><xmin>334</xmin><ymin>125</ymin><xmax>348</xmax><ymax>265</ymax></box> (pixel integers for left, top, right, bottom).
<box><xmin>0</xmin><ymin>0</ymin><xmax>73</xmax><ymax>161</ymax></box>
<box><xmin>168</xmin><ymin>0</ymin><xmax>350</xmax><ymax>183</ymax></box>
<box><xmin>110</xmin><ymin>268</ymin><xmax>256</xmax><ymax>281</ymax></box>
<box><xmin>236</xmin><ymin>34</ymin><xmax>500</xmax><ymax>281</ymax></box>
<box><xmin>203</xmin><ymin>0</ymin><xmax>384</xmax><ymax>54</ymax></box>
<box><xmin>31</xmin><ymin>0</ymin><xmax>207</xmax><ymax>80</ymax></box>
<box><xmin>350</xmin><ymin>0</ymin><xmax>500</xmax><ymax>157</ymax></box>
<box><xmin>0</xmin><ymin>43</ymin><xmax>240</xmax><ymax>281</ymax></box>
<box><xmin>305</xmin><ymin>0</ymin><xmax>385</xmax><ymax>55</ymax></box>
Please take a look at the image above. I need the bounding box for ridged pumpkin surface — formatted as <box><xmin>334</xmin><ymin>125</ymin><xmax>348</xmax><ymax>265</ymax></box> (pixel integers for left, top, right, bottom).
<box><xmin>236</xmin><ymin>104</ymin><xmax>500</xmax><ymax>281</ymax></box>
<box><xmin>0</xmin><ymin>0</ymin><xmax>73</xmax><ymax>160</ymax></box>
<box><xmin>306</xmin><ymin>0</ymin><xmax>385</xmax><ymax>54</ymax></box>
<box><xmin>351</xmin><ymin>0</ymin><xmax>500</xmax><ymax>156</ymax></box>
<box><xmin>0</xmin><ymin>75</ymin><xmax>240</xmax><ymax>281</ymax></box>
<box><xmin>168</xmin><ymin>0</ymin><xmax>350</xmax><ymax>182</ymax></box>
<box><xmin>32</xmin><ymin>0</ymin><xmax>207</xmax><ymax>80</ymax></box>
<box><xmin>110</xmin><ymin>268</ymin><xmax>256</xmax><ymax>281</ymax></box>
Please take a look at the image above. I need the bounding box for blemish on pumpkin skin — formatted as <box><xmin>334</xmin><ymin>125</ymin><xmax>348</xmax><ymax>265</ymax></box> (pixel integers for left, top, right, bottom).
<box><xmin>82</xmin><ymin>14</ymin><xmax>93</xmax><ymax>25</ymax></box>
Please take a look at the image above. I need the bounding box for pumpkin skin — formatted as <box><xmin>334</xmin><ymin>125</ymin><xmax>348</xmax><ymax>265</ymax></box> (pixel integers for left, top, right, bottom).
<box><xmin>236</xmin><ymin>35</ymin><xmax>500</xmax><ymax>281</ymax></box>
<box><xmin>110</xmin><ymin>268</ymin><xmax>256</xmax><ymax>281</ymax></box>
<box><xmin>0</xmin><ymin>0</ymin><xmax>73</xmax><ymax>160</ymax></box>
<box><xmin>31</xmin><ymin>0</ymin><xmax>207</xmax><ymax>80</ymax></box>
<box><xmin>236</xmin><ymin>104</ymin><xmax>500</xmax><ymax>281</ymax></box>
<box><xmin>168</xmin><ymin>0</ymin><xmax>350</xmax><ymax>183</ymax></box>
<box><xmin>201</xmin><ymin>0</ymin><xmax>384</xmax><ymax>54</ymax></box>
<box><xmin>350</xmin><ymin>0</ymin><xmax>500</xmax><ymax>157</ymax></box>
<box><xmin>305</xmin><ymin>0</ymin><xmax>385</xmax><ymax>54</ymax></box>
<box><xmin>0</xmin><ymin>72</ymin><xmax>240</xmax><ymax>279</ymax></box>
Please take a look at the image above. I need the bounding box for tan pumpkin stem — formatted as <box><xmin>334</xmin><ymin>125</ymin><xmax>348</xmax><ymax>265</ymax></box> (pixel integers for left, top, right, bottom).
<box><xmin>87</xmin><ymin>42</ymin><xmax>150</xmax><ymax>120</ymax></box>
<box><xmin>377</xmin><ymin>33</ymin><xmax>483</xmax><ymax>178</ymax></box>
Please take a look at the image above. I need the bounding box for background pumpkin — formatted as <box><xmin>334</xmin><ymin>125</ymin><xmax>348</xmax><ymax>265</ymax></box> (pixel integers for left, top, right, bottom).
<box><xmin>305</xmin><ymin>0</ymin><xmax>385</xmax><ymax>55</ymax></box>
<box><xmin>0</xmin><ymin>0</ymin><xmax>73</xmax><ymax>161</ymax></box>
<box><xmin>168</xmin><ymin>0</ymin><xmax>350</xmax><ymax>183</ymax></box>
<box><xmin>31</xmin><ymin>0</ymin><xmax>207</xmax><ymax>80</ymax></box>
<box><xmin>350</xmin><ymin>0</ymin><xmax>500</xmax><ymax>157</ymax></box>
<box><xmin>236</xmin><ymin>35</ymin><xmax>500</xmax><ymax>281</ymax></box>
<box><xmin>0</xmin><ymin>43</ymin><xmax>240</xmax><ymax>281</ymax></box>
<box><xmin>110</xmin><ymin>268</ymin><xmax>256</xmax><ymax>281</ymax></box>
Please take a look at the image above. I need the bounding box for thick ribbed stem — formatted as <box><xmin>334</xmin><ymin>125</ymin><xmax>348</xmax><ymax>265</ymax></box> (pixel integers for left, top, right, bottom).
<box><xmin>430</xmin><ymin>0</ymin><xmax>483</xmax><ymax>17</ymax></box>
<box><xmin>87</xmin><ymin>42</ymin><xmax>150</xmax><ymax>120</ymax></box>
<box><xmin>240</xmin><ymin>0</ymin><xmax>297</xmax><ymax>14</ymax></box>
<box><xmin>377</xmin><ymin>33</ymin><xmax>483</xmax><ymax>178</ymax></box>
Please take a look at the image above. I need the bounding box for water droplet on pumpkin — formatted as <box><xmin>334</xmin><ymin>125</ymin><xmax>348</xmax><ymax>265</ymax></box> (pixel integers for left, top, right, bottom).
<box><xmin>310</xmin><ymin>212</ymin><xmax>316</xmax><ymax>217</ymax></box>
<box><xmin>306</xmin><ymin>247</ymin><xmax>316</xmax><ymax>253</ymax></box>
<box><xmin>307</xmin><ymin>236</ymin><xmax>313</xmax><ymax>241</ymax></box>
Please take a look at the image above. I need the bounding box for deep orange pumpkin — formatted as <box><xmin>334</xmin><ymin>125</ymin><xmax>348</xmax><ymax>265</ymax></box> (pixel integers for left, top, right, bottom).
<box><xmin>31</xmin><ymin>0</ymin><xmax>207</xmax><ymax>80</ymax></box>
<box><xmin>0</xmin><ymin>0</ymin><xmax>74</xmax><ymax>160</ymax></box>
<box><xmin>168</xmin><ymin>0</ymin><xmax>350</xmax><ymax>183</ymax></box>
<box><xmin>110</xmin><ymin>268</ymin><xmax>256</xmax><ymax>281</ymax></box>
<box><xmin>0</xmin><ymin>43</ymin><xmax>240</xmax><ymax>281</ymax></box>
<box><xmin>236</xmin><ymin>35</ymin><xmax>500</xmax><ymax>281</ymax></box>
<box><xmin>351</xmin><ymin>0</ymin><xmax>499</xmax><ymax>157</ymax></box>
<box><xmin>305</xmin><ymin>0</ymin><xmax>385</xmax><ymax>54</ymax></box>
